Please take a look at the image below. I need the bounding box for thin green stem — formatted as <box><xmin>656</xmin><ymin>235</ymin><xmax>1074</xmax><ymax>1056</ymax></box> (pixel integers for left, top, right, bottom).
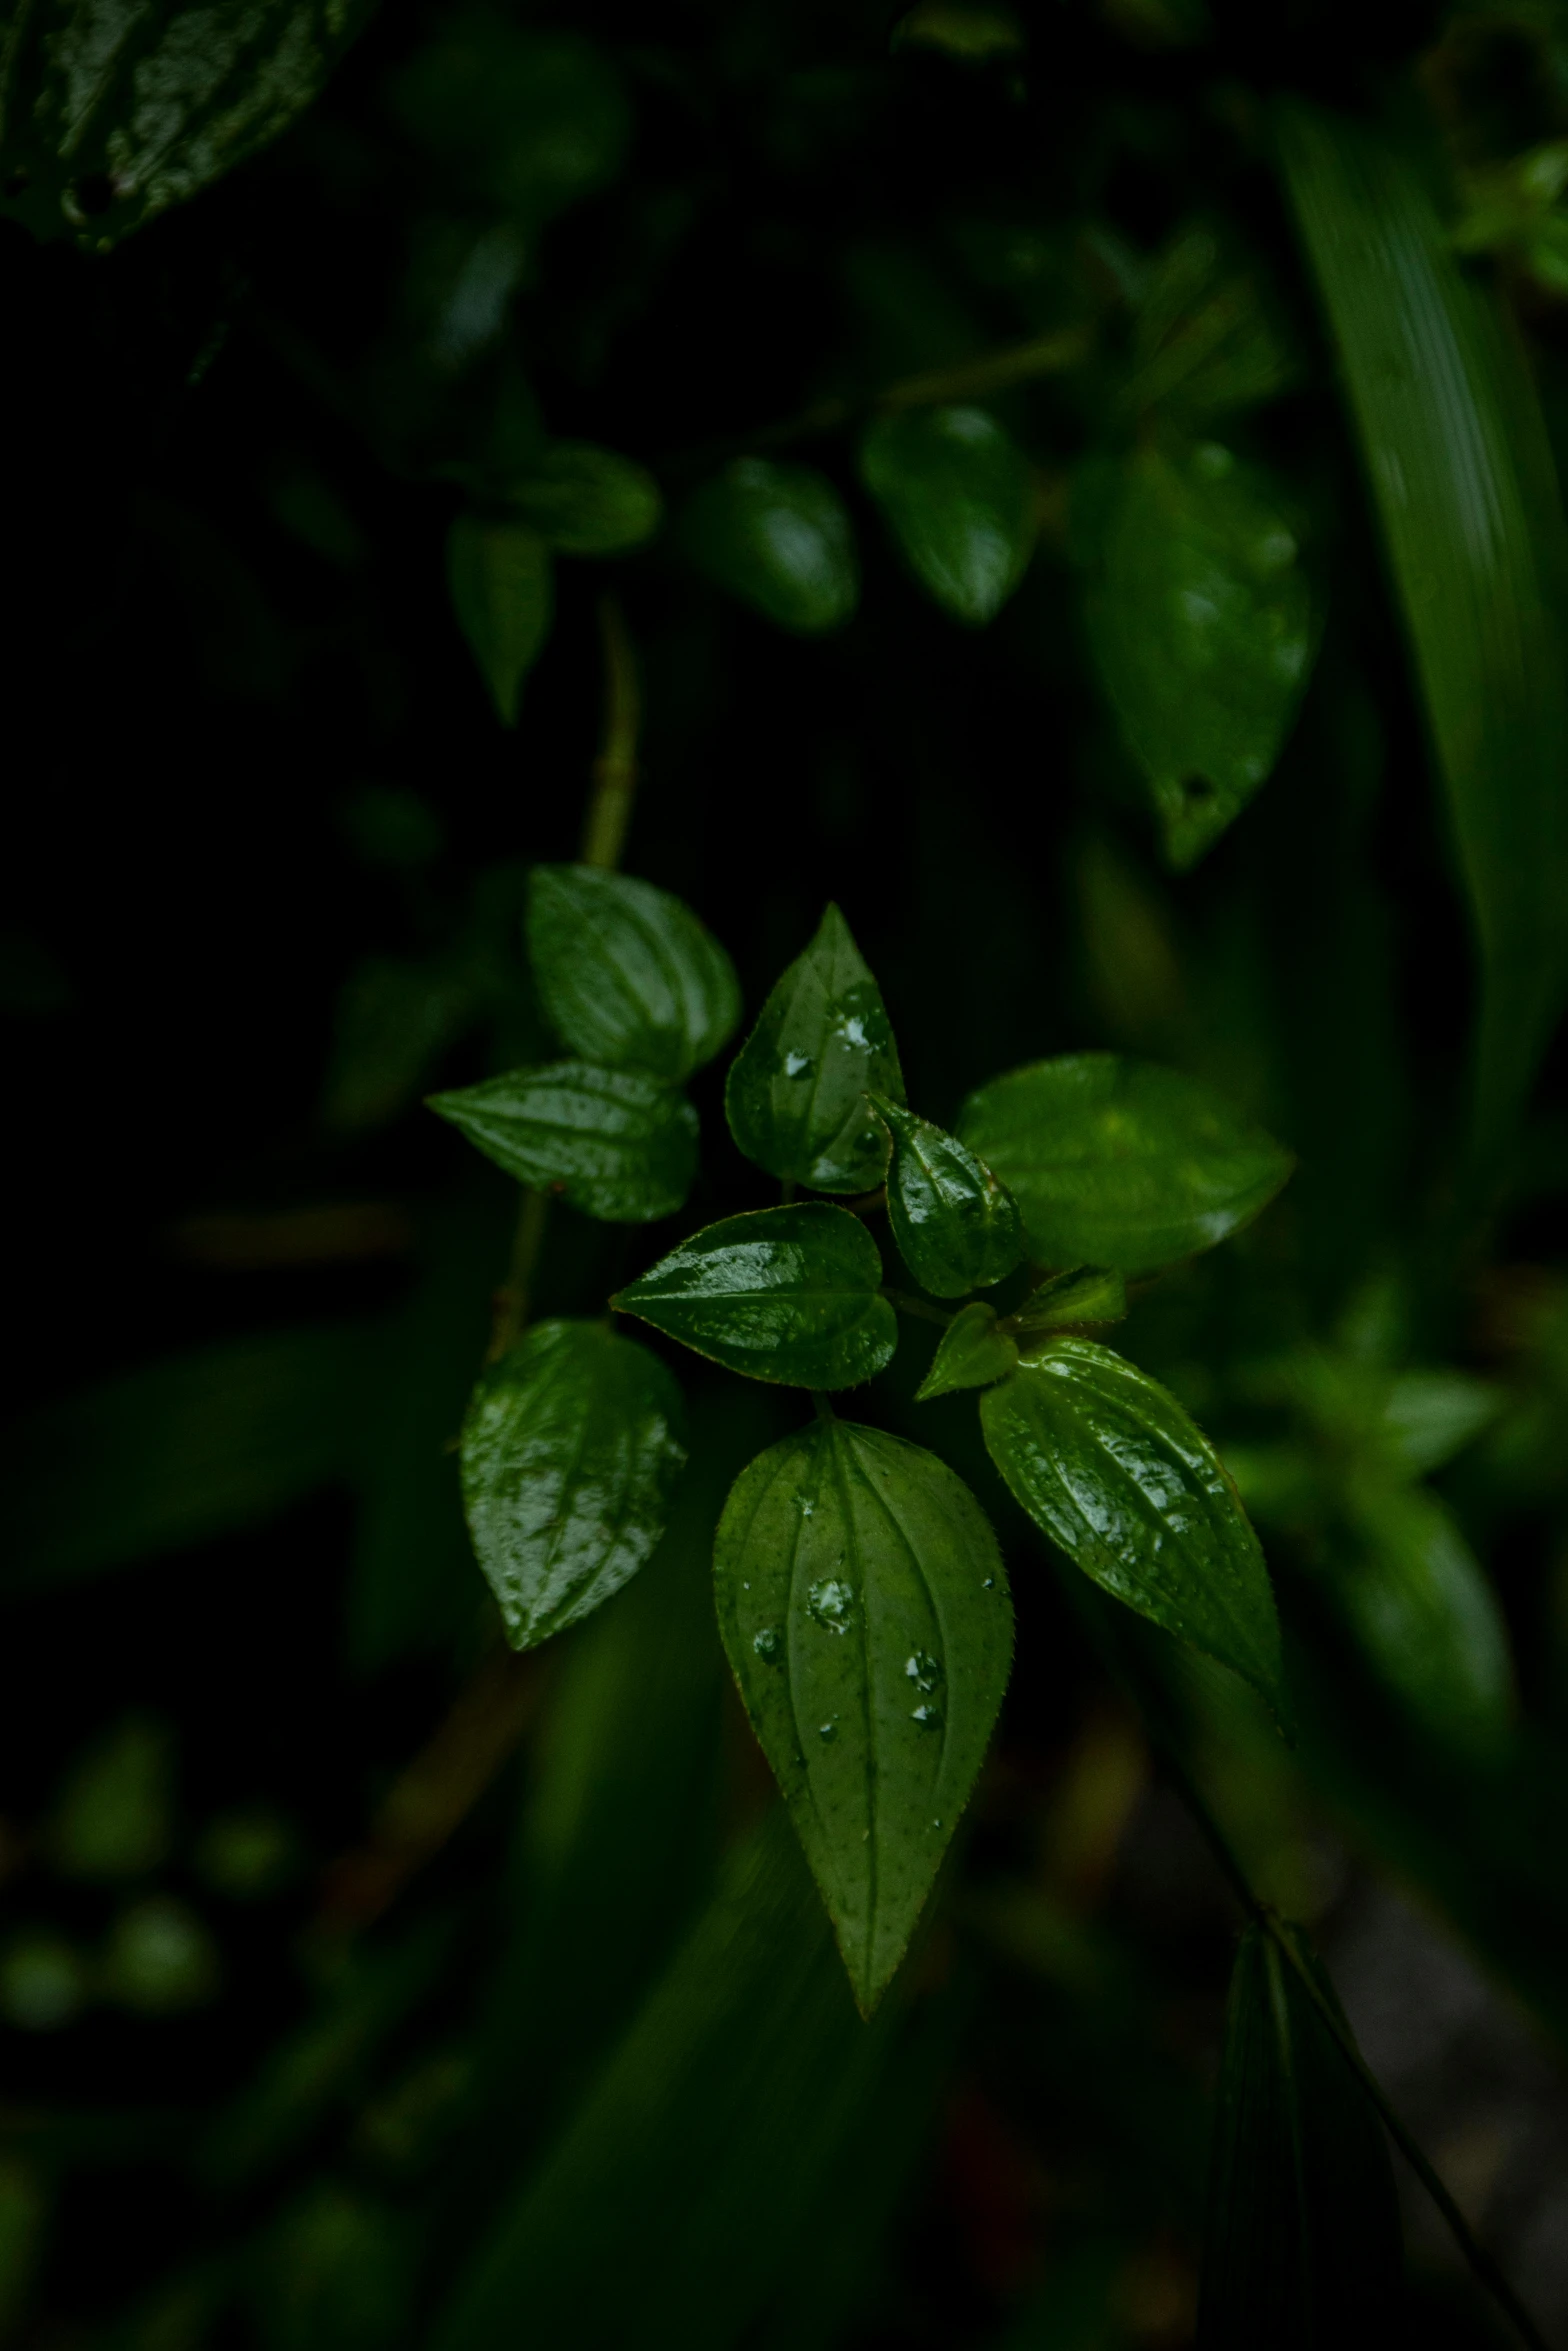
<box><xmin>811</xmin><ymin>1391</ymin><xmax>835</xmax><ymax>1422</ymax></box>
<box><xmin>487</xmin><ymin>1184</ymin><xmax>550</xmax><ymax>1363</ymax></box>
<box><xmin>881</xmin><ymin>1286</ymin><xmax>955</xmax><ymax>1329</ymax></box>
<box><xmin>579</xmin><ymin>595</ymin><xmax>640</xmax><ymax>871</ymax></box>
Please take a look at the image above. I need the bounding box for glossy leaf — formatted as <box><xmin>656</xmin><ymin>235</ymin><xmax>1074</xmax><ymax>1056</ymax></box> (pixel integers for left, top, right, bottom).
<box><xmin>859</xmin><ymin>406</ymin><xmax>1035</xmax><ymax>625</ymax></box>
<box><xmin>870</xmin><ymin>1096</ymin><xmax>1023</xmax><ymax>1297</ymax></box>
<box><xmin>915</xmin><ymin>1303</ymin><xmax>1018</xmax><ymax>1401</ymax></box>
<box><xmin>1078</xmin><ymin>441</ymin><xmax>1320</xmax><ymax>870</ymax></box>
<box><xmin>500</xmin><ymin>444</ymin><xmax>662</xmax><ymax>556</ymax></box>
<box><xmin>980</xmin><ymin>1341</ymin><xmax>1284</xmax><ymax>1711</ymax></box>
<box><xmin>1198</xmin><ymin>1921</ymin><xmax>1403</xmax><ymax>2346</ymax></box>
<box><xmin>447</xmin><ymin>516</ymin><xmax>553</xmax><ymax>725</ymax></box>
<box><xmin>1008</xmin><ymin>1265</ymin><xmax>1127</xmax><ymax>1339</ymax></box>
<box><xmin>1278</xmin><ymin>101</ymin><xmax>1568</xmax><ymax>1145</ymax></box>
<box><xmin>1333</xmin><ymin>1483</ymin><xmax>1514</xmax><ymax>1757</ymax></box>
<box><xmin>725</xmin><ymin>904</ymin><xmax>904</xmax><ymax>1194</ymax></box>
<box><xmin>460</xmin><ymin>1320</ymin><xmax>687</xmax><ymax>1650</ymax></box>
<box><xmin>679</xmin><ymin>460</ymin><xmax>858</xmax><ymax>634</ymax></box>
<box><xmin>429</xmin><ymin>1062</ymin><xmax>697</xmax><ymax>1223</ymax></box>
<box><xmin>714</xmin><ymin>1419</ymin><xmax>1013</xmax><ymax>2010</ymax></box>
<box><xmin>958</xmin><ymin>1053</ymin><xmax>1293</xmax><ymax>1274</ymax></box>
<box><xmin>614</xmin><ymin>1206</ymin><xmax>896</xmax><ymax>1389</ymax></box>
<box><xmin>526</xmin><ymin>865</ymin><xmax>741</xmax><ymax>1082</ymax></box>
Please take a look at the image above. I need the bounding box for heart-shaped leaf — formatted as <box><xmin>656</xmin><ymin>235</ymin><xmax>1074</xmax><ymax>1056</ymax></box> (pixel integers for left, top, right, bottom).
<box><xmin>461</xmin><ymin>1320</ymin><xmax>687</xmax><ymax>1649</ymax></box>
<box><xmin>615</xmin><ymin>1206</ymin><xmax>896</xmax><ymax>1389</ymax></box>
<box><xmin>526</xmin><ymin>866</ymin><xmax>741</xmax><ymax>1082</ymax></box>
<box><xmin>915</xmin><ymin>1304</ymin><xmax>1019</xmax><ymax>1402</ymax></box>
<box><xmin>429</xmin><ymin>1062</ymin><xmax>697</xmax><ymax>1222</ymax></box>
<box><xmin>679</xmin><ymin>459</ymin><xmax>858</xmax><ymax>634</ymax></box>
<box><xmin>859</xmin><ymin>405</ymin><xmax>1036</xmax><ymax>625</ymax></box>
<box><xmin>869</xmin><ymin>1096</ymin><xmax>1023</xmax><ymax>1298</ymax></box>
<box><xmin>725</xmin><ymin>905</ymin><xmax>904</xmax><ymax>1194</ymax></box>
<box><xmin>447</xmin><ymin>517</ymin><xmax>554</xmax><ymax>725</ymax></box>
<box><xmin>958</xmin><ymin>1053</ymin><xmax>1292</xmax><ymax>1274</ymax></box>
<box><xmin>979</xmin><ymin>1339</ymin><xmax>1284</xmax><ymax>1712</ymax></box>
<box><xmin>714</xmin><ymin>1418</ymin><xmax>1013</xmax><ymax>2011</ymax></box>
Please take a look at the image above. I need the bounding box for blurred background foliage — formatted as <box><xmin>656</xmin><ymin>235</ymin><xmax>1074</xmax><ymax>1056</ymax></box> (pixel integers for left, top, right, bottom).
<box><xmin>7</xmin><ymin>0</ymin><xmax>1568</xmax><ymax>2342</ymax></box>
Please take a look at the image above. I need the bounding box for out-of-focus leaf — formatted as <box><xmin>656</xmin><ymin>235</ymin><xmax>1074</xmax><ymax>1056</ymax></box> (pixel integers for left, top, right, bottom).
<box><xmin>1123</xmin><ymin>225</ymin><xmax>1295</xmax><ymax>425</ymax></box>
<box><xmin>714</xmin><ymin>1419</ymin><xmax>1012</xmax><ymax>2011</ymax></box>
<box><xmin>100</xmin><ymin>1899</ymin><xmax>220</xmax><ymax>2016</ymax></box>
<box><xmin>1278</xmin><ymin>100</ymin><xmax>1568</xmax><ymax>1145</ymax></box>
<box><xmin>915</xmin><ymin>1302</ymin><xmax>1019</xmax><ymax>1401</ymax></box>
<box><xmin>253</xmin><ymin>2183</ymin><xmax>413</xmax><ymax>2351</ymax></box>
<box><xmin>386</xmin><ymin>16</ymin><xmax>627</xmax><ymax>225</ymax></box>
<box><xmin>859</xmin><ymin>405</ymin><xmax>1035</xmax><ymax>624</ymax></box>
<box><xmin>0</xmin><ymin>1934</ymin><xmax>88</xmax><ymax>2032</ymax></box>
<box><xmin>526</xmin><ymin>865</ymin><xmax>741</xmax><ymax>1082</ymax></box>
<box><xmin>1077</xmin><ymin>441</ymin><xmax>1320</xmax><ymax>870</ymax></box>
<box><xmin>0</xmin><ymin>1325</ymin><xmax>373</xmax><ymax>1597</ymax></box>
<box><xmin>725</xmin><ymin>904</ymin><xmax>904</xmax><ymax>1193</ymax></box>
<box><xmin>320</xmin><ymin>957</ymin><xmax>480</xmax><ymax>1137</ymax></box>
<box><xmin>870</xmin><ymin>1095</ymin><xmax>1023</xmax><ymax>1297</ymax></box>
<box><xmin>428</xmin><ymin>1061</ymin><xmax>697</xmax><ymax>1222</ymax></box>
<box><xmin>1197</xmin><ymin>1921</ymin><xmax>1403</xmax><ymax>2346</ymax></box>
<box><xmin>47</xmin><ymin>1715</ymin><xmax>174</xmax><ymax>1882</ymax></box>
<box><xmin>0</xmin><ymin>2161</ymin><xmax>45</xmax><ymax>2335</ymax></box>
<box><xmin>499</xmin><ymin>445</ymin><xmax>662</xmax><ymax>555</ymax></box>
<box><xmin>1009</xmin><ymin>1266</ymin><xmax>1127</xmax><ymax>1338</ymax></box>
<box><xmin>460</xmin><ymin>1320</ymin><xmax>688</xmax><ymax>1650</ymax></box>
<box><xmin>446</xmin><ymin>517</ymin><xmax>553</xmax><ymax>725</ymax></box>
<box><xmin>958</xmin><ymin>1052</ymin><xmax>1292</xmax><ymax>1273</ymax></box>
<box><xmin>1379</xmin><ymin>1370</ymin><xmax>1501</xmax><ymax>1477</ymax></box>
<box><xmin>679</xmin><ymin>459</ymin><xmax>858</xmax><ymax>634</ymax></box>
<box><xmin>615</xmin><ymin>1206</ymin><xmax>898</xmax><ymax>1389</ymax></box>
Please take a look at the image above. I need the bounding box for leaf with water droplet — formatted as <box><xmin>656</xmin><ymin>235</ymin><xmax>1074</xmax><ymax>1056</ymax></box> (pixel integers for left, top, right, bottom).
<box><xmin>429</xmin><ymin>1061</ymin><xmax>698</xmax><ymax>1222</ymax></box>
<box><xmin>714</xmin><ymin>1418</ymin><xmax>1013</xmax><ymax>2012</ymax></box>
<box><xmin>915</xmin><ymin>1303</ymin><xmax>1019</xmax><ymax>1402</ymax></box>
<box><xmin>527</xmin><ymin>865</ymin><xmax>741</xmax><ymax>1082</ymax></box>
<box><xmin>678</xmin><ymin>459</ymin><xmax>858</xmax><ymax>633</ymax></box>
<box><xmin>615</xmin><ymin>1205</ymin><xmax>896</xmax><ymax>1388</ymax></box>
<box><xmin>869</xmin><ymin>1096</ymin><xmax>1023</xmax><ymax>1297</ymax></box>
<box><xmin>1006</xmin><ymin>1266</ymin><xmax>1127</xmax><ymax>1342</ymax></box>
<box><xmin>859</xmin><ymin>405</ymin><xmax>1036</xmax><ymax>625</ymax></box>
<box><xmin>958</xmin><ymin>1053</ymin><xmax>1292</xmax><ymax>1274</ymax></box>
<box><xmin>980</xmin><ymin>1340</ymin><xmax>1284</xmax><ymax>1715</ymax></box>
<box><xmin>725</xmin><ymin>905</ymin><xmax>904</xmax><ymax>1193</ymax></box>
<box><xmin>447</xmin><ymin>516</ymin><xmax>554</xmax><ymax>726</ymax></box>
<box><xmin>461</xmin><ymin>1319</ymin><xmax>687</xmax><ymax>1650</ymax></box>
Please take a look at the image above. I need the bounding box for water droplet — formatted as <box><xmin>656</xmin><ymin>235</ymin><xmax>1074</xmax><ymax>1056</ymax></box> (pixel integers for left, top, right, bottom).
<box><xmin>817</xmin><ymin>1718</ymin><xmax>838</xmax><ymax>1743</ymax></box>
<box><xmin>904</xmin><ymin>1650</ymin><xmax>943</xmax><ymax>1694</ymax></box>
<box><xmin>783</xmin><ymin>1050</ymin><xmax>812</xmax><ymax>1078</ymax></box>
<box><xmin>742</xmin><ymin>1580</ymin><xmax>751</xmax><ymax>1590</ymax></box>
<box><xmin>752</xmin><ymin>1626</ymin><xmax>783</xmax><ymax>1665</ymax></box>
<box><xmin>912</xmin><ymin>1703</ymin><xmax>943</xmax><ymax>1731</ymax></box>
<box><xmin>932</xmin><ymin>1818</ymin><xmax>943</xmax><ymax>1830</ymax></box>
<box><xmin>795</xmin><ymin>1493</ymin><xmax>815</xmax><ymax>1519</ymax></box>
<box><xmin>981</xmin><ymin>1576</ymin><xmax>995</xmax><ymax>1590</ymax></box>
<box><xmin>806</xmin><ymin>1578</ymin><xmax>856</xmax><ymax>1634</ymax></box>
<box><xmin>836</xmin><ymin>1014</ymin><xmax>868</xmax><ymax>1047</ymax></box>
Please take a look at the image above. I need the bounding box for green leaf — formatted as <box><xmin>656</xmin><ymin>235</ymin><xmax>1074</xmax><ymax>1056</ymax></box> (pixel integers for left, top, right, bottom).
<box><xmin>429</xmin><ymin>1062</ymin><xmax>698</xmax><ymax>1223</ymax></box>
<box><xmin>526</xmin><ymin>865</ymin><xmax>741</xmax><ymax>1082</ymax></box>
<box><xmin>1123</xmin><ymin>225</ymin><xmax>1296</xmax><ymax>427</ymax></box>
<box><xmin>1331</xmin><ymin>1482</ymin><xmax>1514</xmax><ymax>1757</ymax></box>
<box><xmin>500</xmin><ymin>444</ymin><xmax>663</xmax><ymax>555</ymax></box>
<box><xmin>460</xmin><ymin>1320</ymin><xmax>688</xmax><ymax>1651</ymax></box>
<box><xmin>869</xmin><ymin>1096</ymin><xmax>1023</xmax><ymax>1297</ymax></box>
<box><xmin>614</xmin><ymin>1206</ymin><xmax>897</xmax><ymax>1390</ymax></box>
<box><xmin>713</xmin><ymin>1420</ymin><xmax>1013</xmax><ymax>2011</ymax></box>
<box><xmin>1198</xmin><ymin>1922</ymin><xmax>1403</xmax><ymax>2345</ymax></box>
<box><xmin>859</xmin><ymin>406</ymin><xmax>1035</xmax><ymax>625</ymax></box>
<box><xmin>446</xmin><ymin>516</ymin><xmax>553</xmax><ymax>725</ymax></box>
<box><xmin>725</xmin><ymin>904</ymin><xmax>905</xmax><ymax>1193</ymax></box>
<box><xmin>679</xmin><ymin>460</ymin><xmax>858</xmax><ymax>634</ymax></box>
<box><xmin>958</xmin><ymin>1053</ymin><xmax>1293</xmax><ymax>1274</ymax></box>
<box><xmin>386</xmin><ymin>18</ymin><xmax>627</xmax><ymax>227</ymax></box>
<box><xmin>1278</xmin><ymin>101</ymin><xmax>1568</xmax><ymax>1145</ymax></box>
<box><xmin>0</xmin><ymin>0</ymin><xmax>376</xmax><ymax>249</ymax></box>
<box><xmin>914</xmin><ymin>1303</ymin><xmax>1018</xmax><ymax>1401</ymax></box>
<box><xmin>1008</xmin><ymin>1266</ymin><xmax>1127</xmax><ymax>1338</ymax></box>
<box><xmin>1077</xmin><ymin>441</ymin><xmax>1320</xmax><ymax>870</ymax></box>
<box><xmin>980</xmin><ymin>1340</ymin><xmax>1284</xmax><ymax>1711</ymax></box>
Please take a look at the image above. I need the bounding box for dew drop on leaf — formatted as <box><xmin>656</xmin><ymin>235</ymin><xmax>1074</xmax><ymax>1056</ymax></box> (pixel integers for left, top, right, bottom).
<box><xmin>912</xmin><ymin>1704</ymin><xmax>944</xmax><ymax>1730</ymax></box>
<box><xmin>904</xmin><ymin>1650</ymin><xmax>943</xmax><ymax>1693</ymax></box>
<box><xmin>818</xmin><ymin>1718</ymin><xmax>839</xmax><ymax>1742</ymax></box>
<box><xmin>752</xmin><ymin>1626</ymin><xmax>783</xmax><ymax>1664</ymax></box>
<box><xmin>806</xmin><ymin>1577</ymin><xmax>856</xmax><ymax>1633</ymax></box>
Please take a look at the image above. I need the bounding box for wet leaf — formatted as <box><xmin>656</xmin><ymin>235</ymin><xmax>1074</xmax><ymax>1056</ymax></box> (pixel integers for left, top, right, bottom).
<box><xmin>500</xmin><ymin>444</ymin><xmax>662</xmax><ymax>556</ymax></box>
<box><xmin>714</xmin><ymin>1420</ymin><xmax>1012</xmax><ymax>2010</ymax></box>
<box><xmin>859</xmin><ymin>405</ymin><xmax>1035</xmax><ymax>624</ymax></box>
<box><xmin>447</xmin><ymin>516</ymin><xmax>553</xmax><ymax>725</ymax></box>
<box><xmin>914</xmin><ymin>1303</ymin><xmax>1018</xmax><ymax>1401</ymax></box>
<box><xmin>527</xmin><ymin>865</ymin><xmax>741</xmax><ymax>1082</ymax></box>
<box><xmin>679</xmin><ymin>460</ymin><xmax>858</xmax><ymax>634</ymax></box>
<box><xmin>1008</xmin><ymin>1265</ymin><xmax>1127</xmax><ymax>1337</ymax></box>
<box><xmin>429</xmin><ymin>1062</ymin><xmax>698</xmax><ymax>1222</ymax></box>
<box><xmin>870</xmin><ymin>1096</ymin><xmax>1023</xmax><ymax>1297</ymax></box>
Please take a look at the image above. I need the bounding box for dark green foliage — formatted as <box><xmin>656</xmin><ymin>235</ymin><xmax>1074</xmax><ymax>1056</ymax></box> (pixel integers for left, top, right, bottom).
<box><xmin>428</xmin><ymin>1063</ymin><xmax>698</xmax><ymax>1221</ymax></box>
<box><xmin>860</xmin><ymin>407</ymin><xmax>1035</xmax><ymax>625</ymax></box>
<box><xmin>678</xmin><ymin>462</ymin><xmax>858</xmax><ymax>635</ymax></box>
<box><xmin>871</xmin><ymin>1096</ymin><xmax>1023</xmax><ymax>1297</ymax></box>
<box><xmin>527</xmin><ymin>867</ymin><xmax>740</xmax><ymax>1082</ymax></box>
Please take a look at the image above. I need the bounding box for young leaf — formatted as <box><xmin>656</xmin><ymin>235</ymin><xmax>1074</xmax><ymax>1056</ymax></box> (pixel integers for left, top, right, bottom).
<box><xmin>447</xmin><ymin>516</ymin><xmax>554</xmax><ymax>724</ymax></box>
<box><xmin>980</xmin><ymin>1340</ymin><xmax>1285</xmax><ymax>1711</ymax></box>
<box><xmin>527</xmin><ymin>866</ymin><xmax>742</xmax><ymax>1082</ymax></box>
<box><xmin>500</xmin><ymin>444</ymin><xmax>663</xmax><ymax>555</ymax></box>
<box><xmin>713</xmin><ymin>1419</ymin><xmax>1013</xmax><ymax>2011</ymax></box>
<box><xmin>614</xmin><ymin>1206</ymin><xmax>897</xmax><ymax>1389</ymax></box>
<box><xmin>461</xmin><ymin>1320</ymin><xmax>687</xmax><ymax>1650</ymax></box>
<box><xmin>1008</xmin><ymin>1266</ymin><xmax>1127</xmax><ymax>1338</ymax></box>
<box><xmin>915</xmin><ymin>1303</ymin><xmax>1018</xmax><ymax>1401</ymax></box>
<box><xmin>679</xmin><ymin>459</ymin><xmax>858</xmax><ymax>634</ymax></box>
<box><xmin>859</xmin><ymin>406</ymin><xmax>1035</xmax><ymax>625</ymax></box>
<box><xmin>429</xmin><ymin>1062</ymin><xmax>698</xmax><ymax>1222</ymax></box>
<box><xmin>725</xmin><ymin>905</ymin><xmax>904</xmax><ymax>1194</ymax></box>
<box><xmin>1199</xmin><ymin>1921</ymin><xmax>1404</xmax><ymax>2345</ymax></box>
<box><xmin>958</xmin><ymin>1053</ymin><xmax>1292</xmax><ymax>1274</ymax></box>
<box><xmin>1077</xmin><ymin>441</ymin><xmax>1320</xmax><ymax>870</ymax></box>
<box><xmin>869</xmin><ymin>1096</ymin><xmax>1023</xmax><ymax>1297</ymax></box>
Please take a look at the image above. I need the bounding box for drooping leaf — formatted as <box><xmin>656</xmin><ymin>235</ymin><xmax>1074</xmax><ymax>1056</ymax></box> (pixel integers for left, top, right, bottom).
<box><xmin>915</xmin><ymin>1303</ymin><xmax>1019</xmax><ymax>1401</ymax></box>
<box><xmin>714</xmin><ymin>1420</ymin><xmax>1013</xmax><ymax>2010</ymax></box>
<box><xmin>980</xmin><ymin>1341</ymin><xmax>1284</xmax><ymax>1711</ymax></box>
<box><xmin>460</xmin><ymin>1320</ymin><xmax>687</xmax><ymax>1651</ymax></box>
<box><xmin>679</xmin><ymin>460</ymin><xmax>858</xmax><ymax>634</ymax></box>
<box><xmin>958</xmin><ymin>1053</ymin><xmax>1293</xmax><ymax>1274</ymax></box>
<box><xmin>428</xmin><ymin>1061</ymin><xmax>698</xmax><ymax>1222</ymax></box>
<box><xmin>859</xmin><ymin>406</ymin><xmax>1035</xmax><ymax>624</ymax></box>
<box><xmin>725</xmin><ymin>904</ymin><xmax>904</xmax><ymax>1193</ymax></box>
<box><xmin>1077</xmin><ymin>441</ymin><xmax>1320</xmax><ymax>870</ymax></box>
<box><xmin>869</xmin><ymin>1095</ymin><xmax>1023</xmax><ymax>1297</ymax></box>
<box><xmin>1009</xmin><ymin>1266</ymin><xmax>1127</xmax><ymax>1337</ymax></box>
<box><xmin>497</xmin><ymin>444</ymin><xmax>662</xmax><ymax>555</ymax></box>
<box><xmin>614</xmin><ymin>1206</ymin><xmax>897</xmax><ymax>1390</ymax></box>
<box><xmin>526</xmin><ymin>865</ymin><xmax>741</xmax><ymax>1082</ymax></box>
<box><xmin>1278</xmin><ymin>100</ymin><xmax>1568</xmax><ymax>1146</ymax></box>
<box><xmin>1198</xmin><ymin>1921</ymin><xmax>1403</xmax><ymax>2346</ymax></box>
<box><xmin>446</xmin><ymin>516</ymin><xmax>553</xmax><ymax>725</ymax></box>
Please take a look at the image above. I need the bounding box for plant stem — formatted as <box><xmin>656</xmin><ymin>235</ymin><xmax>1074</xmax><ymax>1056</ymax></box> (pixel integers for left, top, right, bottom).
<box><xmin>881</xmin><ymin>1286</ymin><xmax>954</xmax><ymax>1329</ymax></box>
<box><xmin>486</xmin><ymin>1183</ymin><xmax>550</xmax><ymax>1363</ymax></box>
<box><xmin>579</xmin><ymin>594</ymin><xmax>640</xmax><ymax>871</ymax></box>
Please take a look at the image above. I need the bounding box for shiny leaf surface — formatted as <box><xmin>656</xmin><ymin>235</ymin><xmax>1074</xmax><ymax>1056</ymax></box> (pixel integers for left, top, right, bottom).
<box><xmin>429</xmin><ymin>1061</ymin><xmax>697</xmax><ymax>1223</ymax></box>
<box><xmin>446</xmin><ymin>517</ymin><xmax>553</xmax><ymax>725</ymax></box>
<box><xmin>500</xmin><ymin>444</ymin><xmax>662</xmax><ymax>555</ymax></box>
<box><xmin>870</xmin><ymin>1096</ymin><xmax>1023</xmax><ymax>1297</ymax></box>
<box><xmin>859</xmin><ymin>405</ymin><xmax>1035</xmax><ymax>625</ymax></box>
<box><xmin>915</xmin><ymin>1303</ymin><xmax>1018</xmax><ymax>1402</ymax></box>
<box><xmin>1008</xmin><ymin>1265</ymin><xmax>1127</xmax><ymax>1339</ymax></box>
<box><xmin>714</xmin><ymin>1420</ymin><xmax>1012</xmax><ymax>2010</ymax></box>
<box><xmin>679</xmin><ymin>460</ymin><xmax>858</xmax><ymax>634</ymax></box>
<box><xmin>959</xmin><ymin>1053</ymin><xmax>1293</xmax><ymax>1274</ymax></box>
<box><xmin>615</xmin><ymin>1206</ymin><xmax>896</xmax><ymax>1389</ymax></box>
<box><xmin>527</xmin><ymin>865</ymin><xmax>740</xmax><ymax>1082</ymax></box>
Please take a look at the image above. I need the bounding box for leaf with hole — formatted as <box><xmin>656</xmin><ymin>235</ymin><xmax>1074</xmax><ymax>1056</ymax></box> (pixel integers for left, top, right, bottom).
<box><xmin>679</xmin><ymin>460</ymin><xmax>858</xmax><ymax>634</ymax></box>
<box><xmin>447</xmin><ymin>518</ymin><xmax>553</xmax><ymax>725</ymax></box>
<box><xmin>714</xmin><ymin>1419</ymin><xmax>1013</xmax><ymax>2011</ymax></box>
<box><xmin>527</xmin><ymin>866</ymin><xmax>741</xmax><ymax>1082</ymax></box>
<box><xmin>859</xmin><ymin>406</ymin><xmax>1035</xmax><ymax>625</ymax></box>
<box><xmin>429</xmin><ymin>1063</ymin><xmax>697</xmax><ymax>1222</ymax></box>
<box><xmin>870</xmin><ymin>1097</ymin><xmax>1022</xmax><ymax>1298</ymax></box>
<box><xmin>915</xmin><ymin>1304</ymin><xmax>1018</xmax><ymax>1402</ymax></box>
